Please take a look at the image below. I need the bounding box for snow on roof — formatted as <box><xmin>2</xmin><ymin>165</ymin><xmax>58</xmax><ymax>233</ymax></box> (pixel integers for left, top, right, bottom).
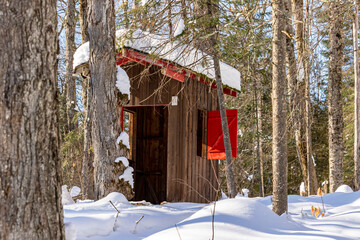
<box><xmin>73</xmin><ymin>29</ymin><xmax>241</xmax><ymax>91</ymax></box>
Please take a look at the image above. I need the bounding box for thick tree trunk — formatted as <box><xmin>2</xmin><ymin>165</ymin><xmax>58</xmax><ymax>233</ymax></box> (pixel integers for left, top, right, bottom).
<box><xmin>328</xmin><ymin>1</ymin><xmax>344</xmax><ymax>193</ymax></box>
<box><xmin>353</xmin><ymin>0</ymin><xmax>360</xmax><ymax>191</ymax></box>
<box><xmin>0</xmin><ymin>1</ymin><xmax>64</xmax><ymax>239</ymax></box>
<box><xmin>272</xmin><ymin>0</ymin><xmax>288</xmax><ymax>215</ymax></box>
<box><xmin>79</xmin><ymin>0</ymin><xmax>89</xmax><ymax>43</ymax></box>
<box><xmin>66</xmin><ymin>0</ymin><xmax>77</xmax><ymax>132</ymax></box>
<box><xmin>88</xmin><ymin>0</ymin><xmax>133</xmax><ymax>200</ymax></box>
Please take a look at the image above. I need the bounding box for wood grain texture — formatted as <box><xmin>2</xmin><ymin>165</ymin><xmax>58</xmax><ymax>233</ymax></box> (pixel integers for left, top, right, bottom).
<box><xmin>123</xmin><ymin>63</ymin><xmax>219</xmax><ymax>203</ymax></box>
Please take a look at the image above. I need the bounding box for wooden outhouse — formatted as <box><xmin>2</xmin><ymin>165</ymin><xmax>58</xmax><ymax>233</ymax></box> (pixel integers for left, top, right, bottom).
<box><xmin>74</xmin><ymin>30</ymin><xmax>240</xmax><ymax>203</ymax></box>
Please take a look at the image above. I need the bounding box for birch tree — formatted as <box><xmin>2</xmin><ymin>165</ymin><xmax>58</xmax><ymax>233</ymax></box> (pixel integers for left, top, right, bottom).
<box><xmin>0</xmin><ymin>0</ymin><xmax>65</xmax><ymax>238</ymax></box>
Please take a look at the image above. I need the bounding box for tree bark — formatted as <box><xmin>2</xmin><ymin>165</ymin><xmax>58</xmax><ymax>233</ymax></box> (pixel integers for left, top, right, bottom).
<box><xmin>79</xmin><ymin>0</ymin><xmax>94</xmax><ymax>199</ymax></box>
<box><xmin>272</xmin><ymin>0</ymin><xmax>288</xmax><ymax>215</ymax></box>
<box><xmin>66</xmin><ymin>0</ymin><xmax>77</xmax><ymax>132</ymax></box>
<box><xmin>255</xmin><ymin>77</ymin><xmax>265</xmax><ymax>197</ymax></box>
<box><xmin>303</xmin><ymin>0</ymin><xmax>316</xmax><ymax>196</ymax></box>
<box><xmin>123</xmin><ymin>0</ymin><xmax>130</xmax><ymax>28</ymax></box>
<box><xmin>0</xmin><ymin>1</ymin><xmax>64</xmax><ymax>239</ymax></box>
<box><xmin>168</xmin><ymin>0</ymin><xmax>173</xmax><ymax>38</ymax></box>
<box><xmin>180</xmin><ymin>0</ymin><xmax>187</xmax><ymax>20</ymax></box>
<box><xmin>328</xmin><ymin>1</ymin><xmax>344</xmax><ymax>193</ymax></box>
<box><xmin>206</xmin><ymin>0</ymin><xmax>237</xmax><ymax>198</ymax></box>
<box><xmin>81</xmin><ymin>74</ymin><xmax>95</xmax><ymax>199</ymax></box>
<box><xmin>79</xmin><ymin>0</ymin><xmax>89</xmax><ymax>43</ymax></box>
<box><xmin>88</xmin><ymin>0</ymin><xmax>133</xmax><ymax>200</ymax></box>
<box><xmin>291</xmin><ymin>0</ymin><xmax>318</xmax><ymax>195</ymax></box>
<box><xmin>353</xmin><ymin>0</ymin><xmax>360</xmax><ymax>191</ymax></box>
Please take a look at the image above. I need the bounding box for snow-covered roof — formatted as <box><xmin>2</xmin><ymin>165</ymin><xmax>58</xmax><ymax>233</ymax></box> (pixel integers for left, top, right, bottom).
<box><xmin>73</xmin><ymin>29</ymin><xmax>240</xmax><ymax>91</ymax></box>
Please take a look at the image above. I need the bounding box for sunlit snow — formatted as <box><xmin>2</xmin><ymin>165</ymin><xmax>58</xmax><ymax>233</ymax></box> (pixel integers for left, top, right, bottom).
<box><xmin>63</xmin><ymin>185</ymin><xmax>360</xmax><ymax>240</ymax></box>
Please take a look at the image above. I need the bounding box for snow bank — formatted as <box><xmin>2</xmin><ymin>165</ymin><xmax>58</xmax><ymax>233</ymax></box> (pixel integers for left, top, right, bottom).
<box><xmin>116</xmin><ymin>66</ymin><xmax>130</xmax><ymax>96</ymax></box>
<box><xmin>64</xmin><ymin>222</ymin><xmax>77</xmax><ymax>240</ymax></box>
<box><xmin>146</xmin><ymin>198</ymin><xmax>300</xmax><ymax>240</ymax></box>
<box><xmin>62</xmin><ymin>185</ymin><xmax>74</xmax><ymax>205</ymax></box>
<box><xmin>235</xmin><ymin>193</ymin><xmax>243</xmax><ymax>198</ymax></box>
<box><xmin>335</xmin><ymin>184</ymin><xmax>353</xmax><ymax>193</ymax></box>
<box><xmin>116</xmin><ymin>132</ymin><xmax>130</xmax><ymax>149</ymax></box>
<box><xmin>63</xmin><ymin>191</ymin><xmax>360</xmax><ymax>240</ymax></box>
<box><xmin>73</xmin><ymin>42</ymin><xmax>89</xmax><ymax>69</ymax></box>
<box><xmin>65</xmin><ymin>192</ymin><xmax>129</xmax><ymax>212</ymax></box>
<box><xmin>97</xmin><ymin>192</ymin><xmax>129</xmax><ymax>205</ymax></box>
<box><xmin>73</xmin><ymin>29</ymin><xmax>241</xmax><ymax>91</ymax></box>
<box><xmin>64</xmin><ymin>194</ymin><xmax>204</xmax><ymax>239</ymax></box>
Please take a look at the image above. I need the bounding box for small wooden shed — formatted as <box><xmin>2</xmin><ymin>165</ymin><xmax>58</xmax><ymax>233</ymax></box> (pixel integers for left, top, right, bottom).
<box><xmin>74</xmin><ymin>29</ymin><xmax>240</xmax><ymax>203</ymax></box>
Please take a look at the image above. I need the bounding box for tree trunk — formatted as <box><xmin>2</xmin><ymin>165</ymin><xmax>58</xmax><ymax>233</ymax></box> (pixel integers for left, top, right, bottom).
<box><xmin>168</xmin><ymin>0</ymin><xmax>173</xmax><ymax>38</ymax></box>
<box><xmin>79</xmin><ymin>0</ymin><xmax>94</xmax><ymax>199</ymax></box>
<box><xmin>66</xmin><ymin>0</ymin><xmax>77</xmax><ymax>132</ymax></box>
<box><xmin>206</xmin><ymin>0</ymin><xmax>237</xmax><ymax>198</ymax></box>
<box><xmin>303</xmin><ymin>0</ymin><xmax>317</xmax><ymax>196</ymax></box>
<box><xmin>328</xmin><ymin>1</ymin><xmax>344</xmax><ymax>193</ymax></box>
<box><xmin>353</xmin><ymin>0</ymin><xmax>360</xmax><ymax>191</ymax></box>
<box><xmin>79</xmin><ymin>0</ymin><xmax>89</xmax><ymax>43</ymax></box>
<box><xmin>0</xmin><ymin>1</ymin><xmax>64</xmax><ymax>239</ymax></box>
<box><xmin>123</xmin><ymin>0</ymin><xmax>130</xmax><ymax>28</ymax></box>
<box><xmin>180</xmin><ymin>0</ymin><xmax>187</xmax><ymax>20</ymax></box>
<box><xmin>88</xmin><ymin>0</ymin><xmax>133</xmax><ymax>200</ymax></box>
<box><xmin>272</xmin><ymin>0</ymin><xmax>288</xmax><ymax>215</ymax></box>
<box><xmin>255</xmin><ymin>77</ymin><xmax>265</xmax><ymax>197</ymax></box>
<box><xmin>81</xmin><ymin>74</ymin><xmax>95</xmax><ymax>199</ymax></box>
<box><xmin>291</xmin><ymin>0</ymin><xmax>318</xmax><ymax>195</ymax></box>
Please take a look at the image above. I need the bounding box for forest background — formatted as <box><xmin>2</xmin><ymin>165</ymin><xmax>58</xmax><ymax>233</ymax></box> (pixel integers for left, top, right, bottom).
<box><xmin>57</xmin><ymin>0</ymin><xmax>359</xmax><ymax>199</ymax></box>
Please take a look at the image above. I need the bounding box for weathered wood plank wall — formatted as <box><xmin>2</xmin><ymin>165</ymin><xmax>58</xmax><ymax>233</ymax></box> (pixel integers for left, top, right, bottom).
<box><xmin>124</xmin><ymin>63</ymin><xmax>219</xmax><ymax>203</ymax></box>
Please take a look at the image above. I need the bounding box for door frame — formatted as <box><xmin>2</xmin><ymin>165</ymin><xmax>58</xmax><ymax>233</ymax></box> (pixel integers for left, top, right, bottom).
<box><xmin>124</xmin><ymin>105</ymin><xmax>168</xmax><ymax>203</ymax></box>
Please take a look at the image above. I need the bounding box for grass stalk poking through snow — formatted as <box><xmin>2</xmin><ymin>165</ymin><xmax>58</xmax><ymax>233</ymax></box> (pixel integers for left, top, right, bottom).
<box><xmin>109</xmin><ymin>200</ymin><xmax>121</xmax><ymax>231</ymax></box>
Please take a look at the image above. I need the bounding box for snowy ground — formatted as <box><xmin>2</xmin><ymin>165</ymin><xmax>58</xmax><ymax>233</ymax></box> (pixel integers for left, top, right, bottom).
<box><xmin>64</xmin><ymin>187</ymin><xmax>360</xmax><ymax>240</ymax></box>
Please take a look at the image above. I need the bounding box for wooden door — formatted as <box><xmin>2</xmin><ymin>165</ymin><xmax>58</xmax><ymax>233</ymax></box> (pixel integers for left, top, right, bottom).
<box><xmin>134</xmin><ymin>106</ymin><xmax>167</xmax><ymax>203</ymax></box>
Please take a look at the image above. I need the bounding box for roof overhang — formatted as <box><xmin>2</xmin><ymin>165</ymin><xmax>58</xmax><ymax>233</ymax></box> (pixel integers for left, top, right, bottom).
<box><xmin>116</xmin><ymin>48</ymin><xmax>238</xmax><ymax>97</ymax></box>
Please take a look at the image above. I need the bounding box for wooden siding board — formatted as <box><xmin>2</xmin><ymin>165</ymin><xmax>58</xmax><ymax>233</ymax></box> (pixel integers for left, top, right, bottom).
<box><xmin>124</xmin><ymin>62</ymin><xmax>220</xmax><ymax>203</ymax></box>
